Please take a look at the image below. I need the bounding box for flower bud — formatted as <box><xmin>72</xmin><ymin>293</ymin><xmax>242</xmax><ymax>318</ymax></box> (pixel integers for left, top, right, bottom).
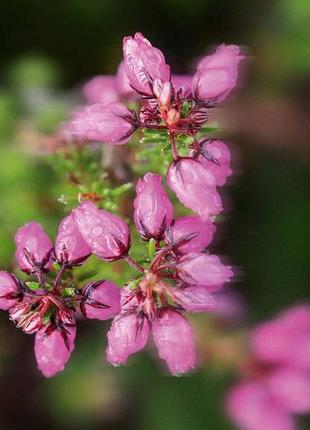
<box><xmin>166</xmin><ymin>215</ymin><xmax>216</xmax><ymax>254</ymax></box>
<box><xmin>55</xmin><ymin>214</ymin><xmax>91</xmax><ymax>265</ymax></box>
<box><xmin>123</xmin><ymin>32</ymin><xmax>170</xmax><ymax>96</ymax></box>
<box><xmin>134</xmin><ymin>173</ymin><xmax>174</xmax><ymax>240</ymax></box>
<box><xmin>70</xmin><ymin>102</ymin><xmax>137</xmax><ymax>145</ymax></box>
<box><xmin>167</xmin><ymin>158</ymin><xmax>223</xmax><ymax>221</ymax></box>
<box><xmin>177</xmin><ymin>253</ymin><xmax>233</xmax><ymax>291</ymax></box>
<box><xmin>0</xmin><ymin>271</ymin><xmax>21</xmax><ymax>310</ymax></box>
<box><xmin>83</xmin><ymin>76</ymin><xmax>119</xmax><ymax>105</ymax></box>
<box><xmin>192</xmin><ymin>44</ymin><xmax>243</xmax><ymax>103</ymax></box>
<box><xmin>198</xmin><ymin>140</ymin><xmax>232</xmax><ymax>186</ymax></box>
<box><xmin>35</xmin><ymin>325</ymin><xmax>76</xmax><ymax>377</ymax></box>
<box><xmin>15</xmin><ymin>222</ymin><xmax>53</xmax><ymax>273</ymax></box>
<box><xmin>171</xmin><ymin>75</ymin><xmax>192</xmax><ymax>97</ymax></box>
<box><xmin>72</xmin><ymin>201</ymin><xmax>130</xmax><ymax>261</ymax></box>
<box><xmin>82</xmin><ymin>280</ymin><xmax>120</xmax><ymax>320</ymax></box>
<box><xmin>151</xmin><ymin>308</ymin><xmax>196</xmax><ymax>375</ymax></box>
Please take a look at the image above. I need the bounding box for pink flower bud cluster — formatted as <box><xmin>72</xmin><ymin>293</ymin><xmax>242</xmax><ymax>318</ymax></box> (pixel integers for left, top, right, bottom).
<box><xmin>226</xmin><ymin>305</ymin><xmax>310</xmax><ymax>430</ymax></box>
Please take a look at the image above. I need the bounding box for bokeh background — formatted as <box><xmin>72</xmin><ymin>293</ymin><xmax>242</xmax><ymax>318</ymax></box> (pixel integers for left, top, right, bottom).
<box><xmin>0</xmin><ymin>0</ymin><xmax>310</xmax><ymax>429</ymax></box>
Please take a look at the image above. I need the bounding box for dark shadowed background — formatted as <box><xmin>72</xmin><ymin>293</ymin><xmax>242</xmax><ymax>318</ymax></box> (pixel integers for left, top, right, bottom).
<box><xmin>0</xmin><ymin>0</ymin><xmax>309</xmax><ymax>429</ymax></box>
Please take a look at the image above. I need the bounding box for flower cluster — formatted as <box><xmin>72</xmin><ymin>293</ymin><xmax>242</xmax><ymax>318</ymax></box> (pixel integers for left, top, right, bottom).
<box><xmin>226</xmin><ymin>305</ymin><xmax>310</xmax><ymax>430</ymax></box>
<box><xmin>0</xmin><ymin>33</ymin><xmax>241</xmax><ymax>378</ymax></box>
<box><xmin>69</xmin><ymin>32</ymin><xmax>242</xmax><ymax>219</ymax></box>
<box><xmin>0</xmin><ymin>217</ymin><xmax>120</xmax><ymax>377</ymax></box>
<box><xmin>0</xmin><ymin>171</ymin><xmax>233</xmax><ymax>376</ymax></box>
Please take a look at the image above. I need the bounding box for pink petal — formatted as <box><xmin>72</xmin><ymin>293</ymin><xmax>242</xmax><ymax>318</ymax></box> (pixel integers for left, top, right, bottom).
<box><xmin>198</xmin><ymin>140</ymin><xmax>232</xmax><ymax>186</ymax></box>
<box><xmin>35</xmin><ymin>325</ymin><xmax>76</xmax><ymax>377</ymax></box>
<box><xmin>172</xmin><ymin>285</ymin><xmax>216</xmax><ymax>313</ymax></box>
<box><xmin>0</xmin><ymin>271</ymin><xmax>20</xmax><ymax>310</ymax></box>
<box><xmin>134</xmin><ymin>173</ymin><xmax>174</xmax><ymax>240</ymax></box>
<box><xmin>167</xmin><ymin>158</ymin><xmax>223</xmax><ymax>221</ymax></box>
<box><xmin>106</xmin><ymin>313</ymin><xmax>149</xmax><ymax>366</ymax></box>
<box><xmin>15</xmin><ymin>222</ymin><xmax>53</xmax><ymax>273</ymax></box>
<box><xmin>152</xmin><ymin>308</ymin><xmax>196</xmax><ymax>375</ymax></box>
<box><xmin>226</xmin><ymin>382</ymin><xmax>295</xmax><ymax>430</ymax></box>
<box><xmin>83</xmin><ymin>280</ymin><xmax>120</xmax><ymax>320</ymax></box>
<box><xmin>55</xmin><ymin>213</ymin><xmax>91</xmax><ymax>264</ymax></box>
<box><xmin>83</xmin><ymin>75</ymin><xmax>119</xmax><ymax>105</ymax></box>
<box><xmin>166</xmin><ymin>215</ymin><xmax>216</xmax><ymax>254</ymax></box>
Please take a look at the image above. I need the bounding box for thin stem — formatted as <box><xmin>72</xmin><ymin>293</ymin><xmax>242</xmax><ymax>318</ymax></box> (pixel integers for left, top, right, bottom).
<box><xmin>169</xmin><ymin>131</ymin><xmax>179</xmax><ymax>161</ymax></box>
<box><xmin>53</xmin><ymin>263</ymin><xmax>67</xmax><ymax>292</ymax></box>
<box><xmin>123</xmin><ymin>255</ymin><xmax>145</xmax><ymax>273</ymax></box>
<box><xmin>36</xmin><ymin>269</ymin><xmax>45</xmax><ymax>289</ymax></box>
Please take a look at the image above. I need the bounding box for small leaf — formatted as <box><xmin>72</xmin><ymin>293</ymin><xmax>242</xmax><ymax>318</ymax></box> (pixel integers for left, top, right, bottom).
<box><xmin>26</xmin><ymin>281</ymin><xmax>40</xmax><ymax>291</ymax></box>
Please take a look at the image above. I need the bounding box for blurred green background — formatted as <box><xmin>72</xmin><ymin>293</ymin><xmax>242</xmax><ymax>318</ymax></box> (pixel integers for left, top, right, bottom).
<box><xmin>0</xmin><ymin>0</ymin><xmax>310</xmax><ymax>429</ymax></box>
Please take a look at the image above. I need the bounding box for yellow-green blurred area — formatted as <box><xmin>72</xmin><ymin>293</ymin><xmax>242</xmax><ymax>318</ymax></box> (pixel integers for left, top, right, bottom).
<box><xmin>0</xmin><ymin>0</ymin><xmax>310</xmax><ymax>429</ymax></box>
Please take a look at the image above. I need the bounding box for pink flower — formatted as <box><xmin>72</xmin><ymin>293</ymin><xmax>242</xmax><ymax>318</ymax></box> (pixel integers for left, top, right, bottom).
<box><xmin>123</xmin><ymin>32</ymin><xmax>170</xmax><ymax>96</ymax></box>
<box><xmin>226</xmin><ymin>382</ymin><xmax>295</xmax><ymax>430</ymax></box>
<box><xmin>15</xmin><ymin>222</ymin><xmax>53</xmax><ymax>273</ymax></box>
<box><xmin>227</xmin><ymin>305</ymin><xmax>310</xmax><ymax>430</ymax></box>
<box><xmin>165</xmin><ymin>215</ymin><xmax>216</xmax><ymax>254</ymax></box>
<box><xmin>82</xmin><ymin>280</ymin><xmax>121</xmax><ymax>320</ymax></box>
<box><xmin>34</xmin><ymin>325</ymin><xmax>76</xmax><ymax>377</ymax></box>
<box><xmin>192</xmin><ymin>44</ymin><xmax>243</xmax><ymax>103</ymax></box>
<box><xmin>172</xmin><ymin>285</ymin><xmax>216</xmax><ymax>313</ymax></box>
<box><xmin>167</xmin><ymin>158</ymin><xmax>223</xmax><ymax>221</ymax></box>
<box><xmin>72</xmin><ymin>201</ymin><xmax>131</xmax><ymax>261</ymax></box>
<box><xmin>151</xmin><ymin>308</ymin><xmax>196</xmax><ymax>375</ymax></box>
<box><xmin>198</xmin><ymin>140</ymin><xmax>232</xmax><ymax>186</ymax></box>
<box><xmin>177</xmin><ymin>253</ymin><xmax>233</xmax><ymax>291</ymax></box>
<box><xmin>107</xmin><ymin>312</ymin><xmax>150</xmax><ymax>366</ymax></box>
<box><xmin>134</xmin><ymin>173</ymin><xmax>174</xmax><ymax>240</ymax></box>
<box><xmin>55</xmin><ymin>214</ymin><xmax>91</xmax><ymax>265</ymax></box>
<box><xmin>83</xmin><ymin>76</ymin><xmax>119</xmax><ymax>105</ymax></box>
<box><xmin>70</xmin><ymin>102</ymin><xmax>137</xmax><ymax>144</ymax></box>
<box><xmin>0</xmin><ymin>271</ymin><xmax>21</xmax><ymax>310</ymax></box>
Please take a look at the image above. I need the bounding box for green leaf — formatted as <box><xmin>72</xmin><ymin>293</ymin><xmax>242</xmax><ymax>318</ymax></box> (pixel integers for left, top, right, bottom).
<box><xmin>26</xmin><ymin>281</ymin><xmax>40</xmax><ymax>291</ymax></box>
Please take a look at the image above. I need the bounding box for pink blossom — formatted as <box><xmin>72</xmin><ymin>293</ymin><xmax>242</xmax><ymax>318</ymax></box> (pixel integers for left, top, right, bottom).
<box><xmin>83</xmin><ymin>76</ymin><xmax>119</xmax><ymax>105</ymax></box>
<box><xmin>165</xmin><ymin>215</ymin><xmax>216</xmax><ymax>254</ymax></box>
<box><xmin>152</xmin><ymin>308</ymin><xmax>196</xmax><ymax>375</ymax></box>
<box><xmin>0</xmin><ymin>271</ymin><xmax>20</xmax><ymax>310</ymax></box>
<box><xmin>192</xmin><ymin>44</ymin><xmax>243</xmax><ymax>103</ymax></box>
<box><xmin>198</xmin><ymin>140</ymin><xmax>232</xmax><ymax>186</ymax></box>
<box><xmin>15</xmin><ymin>222</ymin><xmax>53</xmax><ymax>273</ymax></box>
<box><xmin>123</xmin><ymin>32</ymin><xmax>170</xmax><ymax>96</ymax></box>
<box><xmin>226</xmin><ymin>382</ymin><xmax>295</xmax><ymax>430</ymax></box>
<box><xmin>177</xmin><ymin>253</ymin><xmax>232</xmax><ymax>291</ymax></box>
<box><xmin>134</xmin><ymin>173</ymin><xmax>174</xmax><ymax>240</ymax></box>
<box><xmin>82</xmin><ymin>280</ymin><xmax>121</xmax><ymax>320</ymax></box>
<box><xmin>167</xmin><ymin>158</ymin><xmax>223</xmax><ymax>221</ymax></box>
<box><xmin>172</xmin><ymin>285</ymin><xmax>216</xmax><ymax>313</ymax></box>
<box><xmin>35</xmin><ymin>325</ymin><xmax>76</xmax><ymax>377</ymax></box>
<box><xmin>107</xmin><ymin>312</ymin><xmax>150</xmax><ymax>366</ymax></box>
<box><xmin>70</xmin><ymin>102</ymin><xmax>137</xmax><ymax>144</ymax></box>
<box><xmin>55</xmin><ymin>214</ymin><xmax>91</xmax><ymax>265</ymax></box>
<box><xmin>72</xmin><ymin>201</ymin><xmax>130</xmax><ymax>261</ymax></box>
